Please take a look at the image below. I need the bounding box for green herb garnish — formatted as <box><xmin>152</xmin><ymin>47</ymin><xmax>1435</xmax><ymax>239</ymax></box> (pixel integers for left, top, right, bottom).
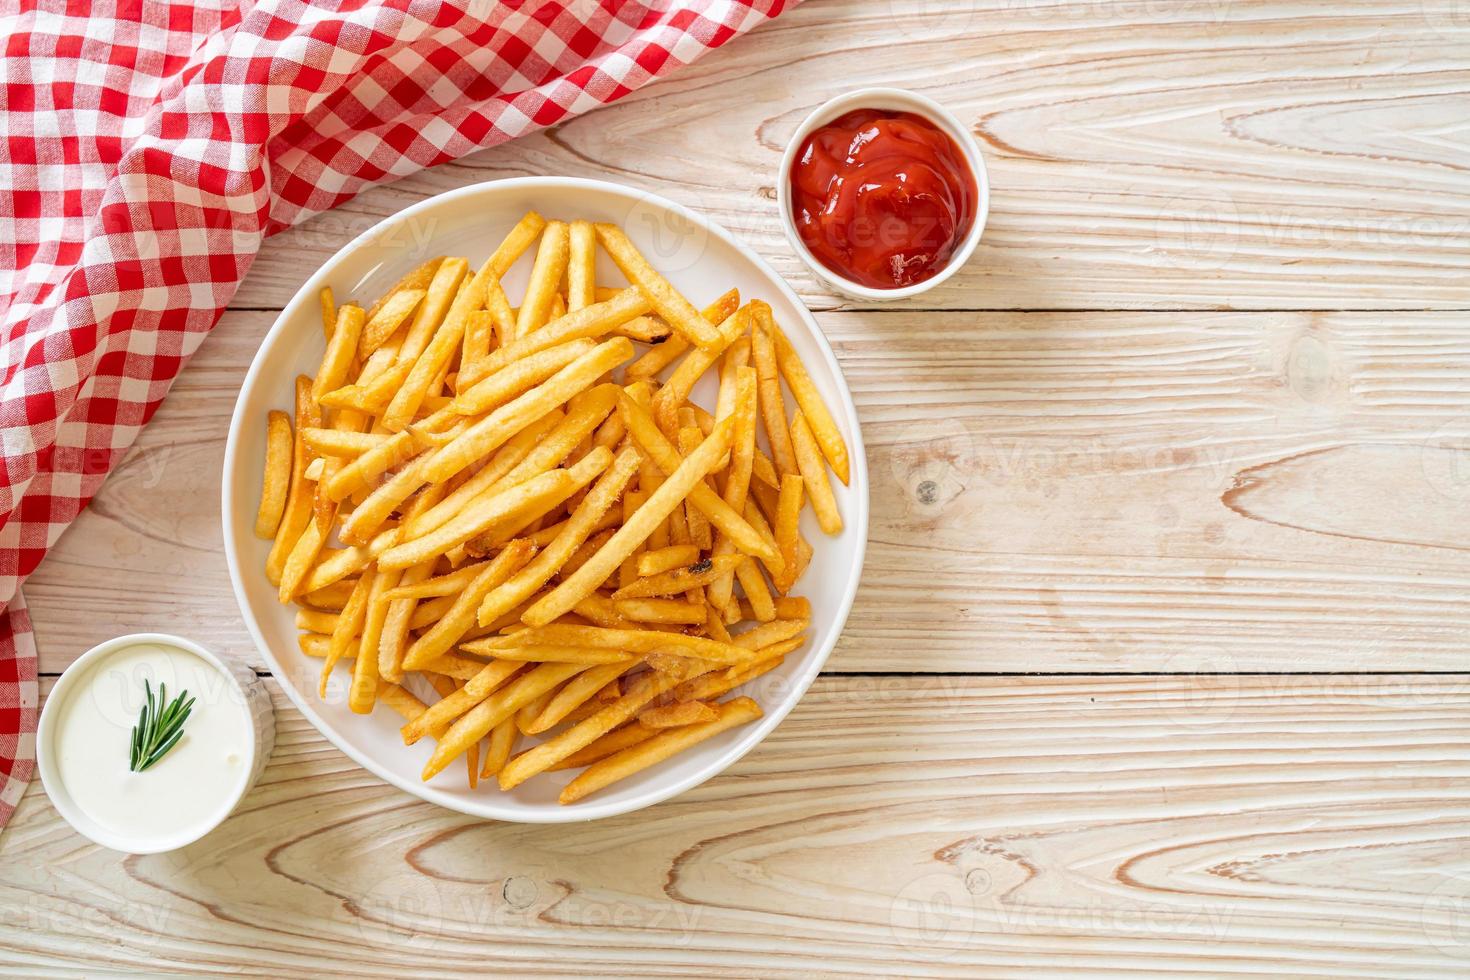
<box><xmin>129</xmin><ymin>680</ymin><xmax>195</xmax><ymax>772</ymax></box>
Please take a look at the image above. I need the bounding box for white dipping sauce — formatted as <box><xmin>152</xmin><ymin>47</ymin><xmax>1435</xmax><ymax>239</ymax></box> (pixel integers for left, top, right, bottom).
<box><xmin>50</xmin><ymin>642</ymin><xmax>252</xmax><ymax>848</ymax></box>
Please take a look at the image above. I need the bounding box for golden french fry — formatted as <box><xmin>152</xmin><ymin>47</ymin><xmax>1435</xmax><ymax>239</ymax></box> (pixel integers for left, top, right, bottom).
<box><xmin>448</xmin><ymin>338</ymin><xmax>595</xmax><ymax>416</ymax></box>
<box><xmin>527</xmin><ymin>661</ymin><xmax>632</xmax><ymax>734</ymax></box>
<box><xmin>278</xmin><ymin>520</ymin><xmax>326</xmax><ymax>603</ymax></box>
<box><xmin>774</xmin><ymin>474</ymin><xmax>804</xmax><ymax>593</ymax></box>
<box><xmin>625</xmin><ymin>289</ymin><xmax>739</xmax><ymax>381</ymax></box>
<box><xmin>299</xmin><ymin>428</ymin><xmax>387</xmax><ymax>458</ymax></box>
<box><xmin>677</xmin><ymin>426</ymin><xmax>713</xmax><ymax>549</ymax></box>
<box><xmin>461</xmin><ymin>309</ymin><xmax>495</xmax><ymax>377</ymax></box>
<box><xmin>547</xmin><ymin>721</ymin><xmax>659</xmax><ymax>771</ymax></box>
<box><xmin>732</xmin><ymin>618</ymin><xmax>807</xmax><ymax>650</ymax></box>
<box><xmin>395</xmin><ymin>258</ymin><xmax>468</xmax><ymax>368</ymax></box>
<box><xmin>358</xmin><ymin>287</ymin><xmax>426</xmax><ymax>357</ymax></box>
<box><xmin>524</xmin><ymin>417</ymin><xmax>734</xmax><ymax>627</ymax></box>
<box><xmin>364</xmin><ymin>257</ymin><xmax>442</xmax><ymax>324</ymax></box>
<box><xmin>401</xmin><ymin>658</ymin><xmax>523</xmax><ymax>745</ymax></box>
<box><xmin>765</xmin><ymin>312</ymin><xmax>850</xmax><ymax>484</ymax></box>
<box><xmin>560</xmin><ymin>697</ymin><xmax>762</xmax><ymax>803</ymax></box>
<box><xmin>426</xmin><ymin>338</ymin><xmax>633</xmax><ymax>484</ymax></box>
<box><xmin>405</xmin><ymin>405</ymin><xmax>571</xmax><ymax>540</ymax></box>
<box><xmin>311</xmin><ymin>305</ymin><xmax>366</xmax><ymax>403</ymax></box>
<box><xmin>300</xmin><ymin>526</ymin><xmax>401</xmax><ymax>594</ymax></box>
<box><xmin>567</xmin><ymin>219</ymin><xmax>596</xmax><ymax>313</ymax></box>
<box><xmin>479</xmin><ymin>717</ymin><xmax>518</xmax><ymax>780</ymax></box>
<box><xmin>615</xmin><ymin>390</ymin><xmax>777</xmax><ymax>562</ymax></box>
<box><xmin>611</xmin><ymin>316</ymin><xmax>671</xmax><ymax>343</ymax></box>
<box><xmin>383</xmin><ymin>263</ymin><xmax>488</xmax><ymax>430</ymax></box>
<box><xmin>791</xmin><ymin>409</ymin><xmax>842</xmax><ymax>535</ymax></box>
<box><xmin>651</xmin><ymin>304</ymin><xmax>749</xmax><ymax>431</ymax></box>
<box><xmin>594</xmin><ymin>223</ymin><xmax>719</xmax><ymax>349</ymax></box>
<box><xmin>400</xmin><ymin>538</ymin><xmax>538</xmax><ymax>671</ymax></box>
<box><xmin>255</xmin><ymin>411</ymin><xmax>293</xmax><ymax>539</ymax></box>
<box><xmin>376</xmin><ymin>561</ymin><xmax>433</xmax><ymax>685</ymax></box>
<box><xmin>381</xmin><ymin>448</ymin><xmax>609</xmax><ymax>572</ymax></box>
<box><xmin>267</xmin><ymin>377</ymin><xmax>320</xmax><ymax>584</ymax></box>
<box><xmin>734</xmin><ymin>556</ymin><xmax>776</xmax><ymax>622</ymax></box>
<box><xmin>423</xmin><ymin>662</ymin><xmax>588</xmax><ymax>780</ymax></box>
<box><xmin>612</xmin><ymin>554</ymin><xmax>742</xmax><ymax>599</ymax></box>
<box><xmin>707</xmin><ymin>366</ymin><xmax>759</xmax><ymax>610</ymax></box>
<box><xmin>613</xmin><ymin>598</ymin><xmax>706</xmax><ymax>625</ymax></box>
<box><xmin>319</xmin><ymin>287</ymin><xmax>336</xmax><ymax>340</ymax></box>
<box><xmin>322</xmin><ymin>568</ymin><xmax>373</xmax><ymax>697</ymax></box>
<box><xmin>751</xmin><ymin>315</ymin><xmax>797</xmax><ymax>476</ymax></box>
<box><xmin>377</xmin><ymin>561</ymin><xmax>487</xmax><ymax>602</ymax></box>
<box><xmin>635</xmin><ymin>544</ymin><xmax>701</xmax><ymax>578</ymax></box>
<box><xmin>301</xmin><ymin>578</ymin><xmax>358</xmax><ymax>611</ymax></box>
<box><xmin>515</xmin><ymin>220</ymin><xmax>569</xmax><ymax>340</ymax></box>
<box><xmin>674</xmin><ymin>652</ymin><xmax>785</xmax><ymax>703</ymax></box>
<box><xmin>377</xmin><ymin>682</ymin><xmax>429</xmax><ymax>724</ymax></box>
<box><xmin>461</xmin><ymin>645</ymin><xmax>637</xmax><ymax>666</ymax></box>
<box><xmin>639</xmin><ymin>700</ymin><xmax>718</xmax><ymax>728</ymax></box>
<box><xmin>490</xmin><ymin>211</ymin><xmax>547</xmax><ymax>276</ymax></box>
<box><xmin>472</xmin><ymin>625</ymin><xmax>754</xmax><ymax>665</ymax></box>
<box><xmin>475</xmin><ymin>446</ymin><xmax>640</xmax><ymax>626</ymax></box>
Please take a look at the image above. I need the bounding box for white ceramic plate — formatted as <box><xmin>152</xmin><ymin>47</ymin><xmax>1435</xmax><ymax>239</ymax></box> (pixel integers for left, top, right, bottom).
<box><xmin>222</xmin><ymin>177</ymin><xmax>868</xmax><ymax>822</ymax></box>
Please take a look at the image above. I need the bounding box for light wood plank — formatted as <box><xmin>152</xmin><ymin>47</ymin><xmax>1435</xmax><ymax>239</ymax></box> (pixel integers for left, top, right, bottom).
<box><xmin>234</xmin><ymin>0</ymin><xmax>1470</xmax><ymax>312</ymax></box>
<box><xmin>23</xmin><ymin>309</ymin><xmax>1470</xmax><ymax>675</ymax></box>
<box><xmin>6</xmin><ymin>675</ymin><xmax>1470</xmax><ymax>977</ymax></box>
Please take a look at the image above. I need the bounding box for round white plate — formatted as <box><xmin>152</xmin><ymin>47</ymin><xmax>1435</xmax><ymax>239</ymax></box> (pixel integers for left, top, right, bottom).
<box><xmin>222</xmin><ymin>177</ymin><xmax>868</xmax><ymax>822</ymax></box>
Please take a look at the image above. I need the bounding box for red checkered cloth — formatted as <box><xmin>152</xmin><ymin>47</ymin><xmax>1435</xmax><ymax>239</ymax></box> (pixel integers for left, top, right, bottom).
<box><xmin>0</xmin><ymin>0</ymin><xmax>793</xmax><ymax>831</ymax></box>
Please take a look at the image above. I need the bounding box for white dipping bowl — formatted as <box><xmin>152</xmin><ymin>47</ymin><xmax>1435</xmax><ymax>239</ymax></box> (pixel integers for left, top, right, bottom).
<box><xmin>222</xmin><ymin>177</ymin><xmax>868</xmax><ymax>823</ymax></box>
<box><xmin>777</xmin><ymin>87</ymin><xmax>989</xmax><ymax>302</ymax></box>
<box><xmin>37</xmin><ymin>633</ymin><xmax>274</xmax><ymax>854</ymax></box>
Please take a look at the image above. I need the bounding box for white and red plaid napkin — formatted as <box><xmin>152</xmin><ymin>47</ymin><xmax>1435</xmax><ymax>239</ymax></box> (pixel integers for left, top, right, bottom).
<box><xmin>0</xmin><ymin>0</ymin><xmax>792</xmax><ymax>831</ymax></box>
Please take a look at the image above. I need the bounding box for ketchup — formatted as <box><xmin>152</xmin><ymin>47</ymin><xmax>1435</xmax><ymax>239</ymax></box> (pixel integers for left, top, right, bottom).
<box><xmin>788</xmin><ymin>109</ymin><xmax>976</xmax><ymax>289</ymax></box>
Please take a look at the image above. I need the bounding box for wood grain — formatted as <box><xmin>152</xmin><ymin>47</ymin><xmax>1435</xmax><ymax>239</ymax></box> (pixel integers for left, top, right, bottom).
<box><xmin>5</xmin><ymin>675</ymin><xmax>1470</xmax><ymax>977</ymax></box>
<box><xmin>233</xmin><ymin>0</ymin><xmax>1470</xmax><ymax>313</ymax></box>
<box><xmin>23</xmin><ymin>308</ymin><xmax>1470</xmax><ymax>674</ymax></box>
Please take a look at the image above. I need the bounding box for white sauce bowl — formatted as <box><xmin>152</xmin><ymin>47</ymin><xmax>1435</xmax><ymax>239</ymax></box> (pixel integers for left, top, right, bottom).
<box><xmin>36</xmin><ymin>633</ymin><xmax>274</xmax><ymax>854</ymax></box>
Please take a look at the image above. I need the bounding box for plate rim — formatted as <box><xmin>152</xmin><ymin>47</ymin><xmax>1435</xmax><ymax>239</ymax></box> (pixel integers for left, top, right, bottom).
<box><xmin>221</xmin><ymin>175</ymin><xmax>869</xmax><ymax>823</ymax></box>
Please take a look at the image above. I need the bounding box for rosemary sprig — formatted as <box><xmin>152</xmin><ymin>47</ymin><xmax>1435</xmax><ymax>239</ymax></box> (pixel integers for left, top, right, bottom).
<box><xmin>128</xmin><ymin>680</ymin><xmax>196</xmax><ymax>772</ymax></box>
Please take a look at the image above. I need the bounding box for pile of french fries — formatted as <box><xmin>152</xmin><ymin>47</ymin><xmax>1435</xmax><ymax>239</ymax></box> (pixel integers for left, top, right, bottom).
<box><xmin>253</xmin><ymin>213</ymin><xmax>849</xmax><ymax>804</ymax></box>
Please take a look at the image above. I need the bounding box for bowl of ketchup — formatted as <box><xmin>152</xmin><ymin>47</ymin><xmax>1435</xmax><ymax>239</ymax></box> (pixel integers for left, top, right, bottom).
<box><xmin>778</xmin><ymin>88</ymin><xmax>988</xmax><ymax>300</ymax></box>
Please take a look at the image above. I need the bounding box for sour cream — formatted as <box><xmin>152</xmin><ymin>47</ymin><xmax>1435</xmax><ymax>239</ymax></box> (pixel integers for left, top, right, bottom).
<box><xmin>38</xmin><ymin>634</ymin><xmax>274</xmax><ymax>853</ymax></box>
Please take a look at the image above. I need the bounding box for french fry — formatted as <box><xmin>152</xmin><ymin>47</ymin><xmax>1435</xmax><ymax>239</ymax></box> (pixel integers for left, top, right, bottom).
<box><xmin>616</xmin><ymin>390</ymin><xmax>777</xmax><ymax>562</ymax></box>
<box><xmin>319</xmin><ymin>286</ymin><xmax>336</xmax><ymax>340</ymax></box>
<box><xmin>425</xmin><ymin>338</ymin><xmax>633</xmax><ymax>484</ymax></box>
<box><xmin>594</xmin><ymin>223</ymin><xmax>719</xmax><ymax>349</ymax></box>
<box><xmin>400</xmin><ymin>658</ymin><xmax>523</xmax><ymax>745</ymax></box>
<box><xmin>473</xmin><ymin>288</ymin><xmax>652</xmax><ymax>382</ymax></box>
<box><xmin>380</xmin><ymin>448</ymin><xmax>609</xmax><ymax>571</ymax></box>
<box><xmin>791</xmin><ymin>409</ymin><xmax>842</xmax><ymax>535</ymax></box>
<box><xmin>612</xmin><ymin>554</ymin><xmax>742</xmax><ymax>599</ymax></box>
<box><xmin>299</xmin><ymin>428</ymin><xmax>388</xmax><ymax>458</ymax></box>
<box><xmin>707</xmin><ymin>365</ymin><xmax>759</xmax><ymax>609</ymax></box>
<box><xmin>423</xmin><ymin>662</ymin><xmax>588</xmax><ymax>780</ymax></box>
<box><xmin>567</xmin><ymin>219</ymin><xmax>596</xmax><ymax>313</ymax></box>
<box><xmin>278</xmin><ymin>520</ymin><xmax>326</xmax><ymax>603</ymax></box>
<box><xmin>651</xmin><ymin>304</ymin><xmax>749</xmax><ymax>431</ymax></box>
<box><xmin>378</xmin><ymin>561</ymin><xmax>487</xmax><ymax>602</ymax></box>
<box><xmin>515</xmin><ymin>220</ymin><xmax>569</xmax><ymax>340</ymax></box>
<box><xmin>267</xmin><ymin>377</ymin><xmax>321</xmax><ymax>584</ymax></box>
<box><xmin>376</xmin><ymin>561</ymin><xmax>434</xmax><ymax>685</ymax></box>
<box><xmin>611</xmin><ymin>316</ymin><xmax>671</xmax><ymax>343</ymax></box>
<box><xmin>489</xmin><ymin>211</ymin><xmax>547</xmax><ymax>277</ymax></box>
<box><xmin>479</xmin><ymin>716</ymin><xmax>517</xmax><ymax>780</ymax></box>
<box><xmin>311</xmin><ymin>304</ymin><xmax>366</xmax><ymax>403</ymax></box>
<box><xmin>547</xmin><ymin>721</ymin><xmax>659</xmax><ymax>771</ymax></box>
<box><xmin>613</xmin><ymin>598</ymin><xmax>706</xmax><ymax>625</ymax></box>
<box><xmin>358</xmin><ymin>287</ymin><xmax>426</xmax><ymax>358</ymax></box>
<box><xmin>463</xmin><ymin>646</ymin><xmax>637</xmax><ymax>666</ymax></box>
<box><xmin>751</xmin><ymin>316</ymin><xmax>797</xmax><ymax>476</ymax></box>
<box><xmin>527</xmin><ymin>660</ymin><xmax>633</xmax><ymax>734</ymax></box>
<box><xmin>448</xmin><ymin>338</ymin><xmax>595</xmax><ymax>416</ymax></box>
<box><xmin>395</xmin><ymin>258</ymin><xmax>468</xmax><ymax>368</ymax></box>
<box><xmin>734</xmin><ymin>556</ymin><xmax>776</xmax><ymax>622</ymax></box>
<box><xmin>673</xmin><ymin>652</ymin><xmax>785</xmax><ymax>703</ymax></box>
<box><xmin>255</xmin><ymin>411</ymin><xmax>293</xmax><ymax>539</ymax></box>
<box><xmin>401</xmin><ymin>539</ymin><xmax>537</xmax><ymax>671</ymax></box>
<box><xmin>677</xmin><ymin>425</ymin><xmax>713</xmax><ymax>550</ymax></box>
<box><xmin>773</xmin><ymin>474</ymin><xmax>804</xmax><ymax>593</ymax></box>
<box><xmin>523</xmin><ymin>417</ymin><xmax>734</xmax><ymax>627</ymax></box>
<box><xmin>516</xmin><ymin>688</ymin><xmax>557</xmax><ymax>737</ymax></box>
<box><xmin>383</xmin><ymin>263</ymin><xmax>488</xmax><ymax>430</ymax></box>
<box><xmin>636</xmin><ymin>544</ymin><xmax>701</xmax><ymax>578</ymax></box>
<box><xmin>624</xmin><ymin>288</ymin><xmax>737</xmax><ymax>381</ymax></box>
<box><xmin>377</xmin><ymin>682</ymin><xmax>429</xmax><ymax>724</ymax></box>
<box><xmin>559</xmin><ymin>697</ymin><xmax>762</xmax><ymax>803</ymax></box>
<box><xmin>472</xmin><ymin>625</ymin><xmax>754</xmax><ymax>665</ymax></box>
<box><xmin>320</xmin><ymin>568</ymin><xmax>373</xmax><ymax>696</ymax></box>
<box><xmin>765</xmin><ymin>311</ymin><xmax>851</xmax><ymax>484</ymax></box>
<box><xmin>732</xmin><ymin>618</ymin><xmax>807</xmax><ymax>650</ymax></box>
<box><xmin>639</xmin><ymin>700</ymin><xmax>718</xmax><ymax>728</ymax></box>
<box><xmin>364</xmin><ymin>257</ymin><xmax>442</xmax><ymax>323</ymax></box>
<box><xmin>475</xmin><ymin>446</ymin><xmax>639</xmax><ymax>626</ymax></box>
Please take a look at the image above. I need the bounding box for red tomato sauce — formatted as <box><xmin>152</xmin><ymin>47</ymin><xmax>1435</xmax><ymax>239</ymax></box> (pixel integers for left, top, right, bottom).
<box><xmin>788</xmin><ymin>109</ymin><xmax>977</xmax><ymax>289</ymax></box>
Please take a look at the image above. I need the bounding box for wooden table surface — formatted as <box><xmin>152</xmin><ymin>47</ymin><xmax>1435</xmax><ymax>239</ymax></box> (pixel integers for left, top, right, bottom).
<box><xmin>5</xmin><ymin>2</ymin><xmax>1470</xmax><ymax>976</ymax></box>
